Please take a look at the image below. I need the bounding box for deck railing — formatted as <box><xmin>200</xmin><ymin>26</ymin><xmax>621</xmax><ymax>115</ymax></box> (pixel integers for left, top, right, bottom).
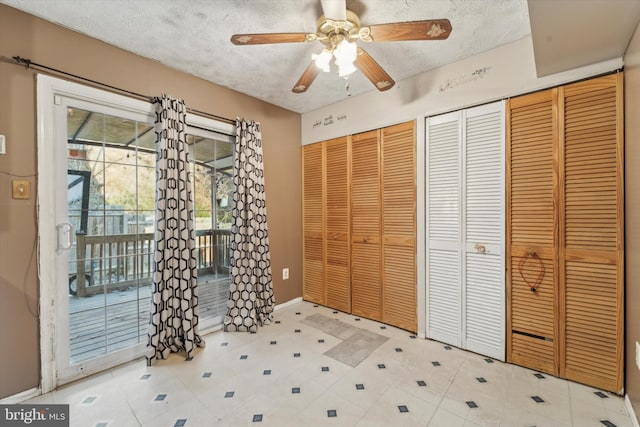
<box><xmin>72</xmin><ymin>229</ymin><xmax>231</xmax><ymax>297</ymax></box>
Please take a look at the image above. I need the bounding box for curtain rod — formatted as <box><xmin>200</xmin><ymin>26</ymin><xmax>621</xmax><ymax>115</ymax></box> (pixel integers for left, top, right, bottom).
<box><xmin>10</xmin><ymin>55</ymin><xmax>236</xmax><ymax>126</ymax></box>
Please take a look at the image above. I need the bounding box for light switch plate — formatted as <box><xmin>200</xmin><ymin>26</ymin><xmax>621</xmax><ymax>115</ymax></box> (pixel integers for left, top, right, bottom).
<box><xmin>636</xmin><ymin>341</ymin><xmax>640</xmax><ymax>370</ymax></box>
<box><xmin>12</xmin><ymin>180</ymin><xmax>30</xmax><ymax>199</ymax></box>
<box><xmin>282</xmin><ymin>268</ymin><xmax>289</xmax><ymax>280</ymax></box>
<box><xmin>0</xmin><ymin>135</ymin><xmax>5</xmax><ymax>155</ymax></box>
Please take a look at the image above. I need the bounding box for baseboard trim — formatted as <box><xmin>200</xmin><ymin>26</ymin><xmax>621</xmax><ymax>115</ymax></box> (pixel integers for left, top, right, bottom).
<box><xmin>275</xmin><ymin>297</ymin><xmax>303</xmax><ymax>311</ymax></box>
<box><xmin>626</xmin><ymin>394</ymin><xmax>640</xmax><ymax>427</ymax></box>
<box><xmin>0</xmin><ymin>387</ymin><xmax>41</xmax><ymax>404</ymax></box>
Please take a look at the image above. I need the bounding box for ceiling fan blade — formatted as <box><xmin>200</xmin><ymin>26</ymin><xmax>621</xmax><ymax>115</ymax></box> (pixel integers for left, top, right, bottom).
<box><xmin>231</xmin><ymin>33</ymin><xmax>309</xmax><ymax>45</ymax></box>
<box><xmin>292</xmin><ymin>62</ymin><xmax>320</xmax><ymax>93</ymax></box>
<box><xmin>354</xmin><ymin>48</ymin><xmax>395</xmax><ymax>92</ymax></box>
<box><xmin>320</xmin><ymin>0</ymin><xmax>346</xmax><ymax>21</ymax></box>
<box><xmin>368</xmin><ymin>19</ymin><xmax>452</xmax><ymax>42</ymax></box>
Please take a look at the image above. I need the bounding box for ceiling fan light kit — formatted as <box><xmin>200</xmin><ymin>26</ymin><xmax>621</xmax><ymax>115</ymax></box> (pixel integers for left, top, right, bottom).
<box><xmin>311</xmin><ymin>49</ymin><xmax>332</xmax><ymax>72</ymax></box>
<box><xmin>332</xmin><ymin>39</ymin><xmax>358</xmax><ymax>77</ymax></box>
<box><xmin>231</xmin><ymin>2</ymin><xmax>451</xmax><ymax>94</ymax></box>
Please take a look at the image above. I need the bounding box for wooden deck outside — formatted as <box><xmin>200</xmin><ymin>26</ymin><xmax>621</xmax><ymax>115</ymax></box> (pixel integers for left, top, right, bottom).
<box><xmin>67</xmin><ymin>229</ymin><xmax>233</xmax><ymax>363</ymax></box>
<box><xmin>69</xmin><ymin>274</ymin><xmax>229</xmax><ymax>363</ymax></box>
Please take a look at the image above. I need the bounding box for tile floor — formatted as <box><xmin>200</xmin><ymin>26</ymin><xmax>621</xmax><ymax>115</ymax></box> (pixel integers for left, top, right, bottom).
<box><xmin>25</xmin><ymin>301</ymin><xmax>634</xmax><ymax>426</ymax></box>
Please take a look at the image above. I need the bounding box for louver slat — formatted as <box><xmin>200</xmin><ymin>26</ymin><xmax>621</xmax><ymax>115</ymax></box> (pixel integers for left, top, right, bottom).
<box><xmin>428</xmin><ymin>120</ymin><xmax>460</xmax><ymax>242</ymax></box>
<box><xmin>564</xmin><ymin>261</ymin><xmax>618</xmax><ymax>390</ymax></box>
<box><xmin>325</xmin><ymin>137</ymin><xmax>351</xmax><ymax>312</ymax></box>
<box><xmin>428</xmin><ymin>249</ymin><xmax>461</xmax><ymax>344</ymax></box>
<box><xmin>466</xmin><ymin>112</ymin><xmax>503</xmax><ymax>244</ymax></box>
<box><xmin>351</xmin><ymin>130</ymin><xmax>382</xmax><ymax>320</ymax></box>
<box><xmin>564</xmin><ymin>85</ymin><xmax>618</xmax><ymax>251</ymax></box>
<box><xmin>382</xmin><ymin>121</ymin><xmax>416</xmax><ymax>331</ymax></box>
<box><xmin>383</xmin><ymin>246</ymin><xmax>415</xmax><ymax>330</ymax></box>
<box><xmin>303</xmin><ymin>144</ymin><xmax>325</xmax><ymax>304</ymax></box>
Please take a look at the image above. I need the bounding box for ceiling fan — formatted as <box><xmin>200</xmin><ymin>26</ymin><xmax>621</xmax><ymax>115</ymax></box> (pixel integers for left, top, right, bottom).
<box><xmin>231</xmin><ymin>0</ymin><xmax>452</xmax><ymax>93</ymax></box>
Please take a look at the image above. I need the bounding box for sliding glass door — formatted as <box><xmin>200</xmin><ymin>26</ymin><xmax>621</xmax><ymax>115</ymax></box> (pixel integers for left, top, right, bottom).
<box><xmin>39</xmin><ymin>76</ymin><xmax>235</xmax><ymax>387</ymax></box>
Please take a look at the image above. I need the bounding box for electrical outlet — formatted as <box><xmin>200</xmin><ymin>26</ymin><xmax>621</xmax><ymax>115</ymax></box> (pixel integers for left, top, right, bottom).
<box><xmin>636</xmin><ymin>341</ymin><xmax>640</xmax><ymax>370</ymax></box>
<box><xmin>282</xmin><ymin>268</ymin><xmax>289</xmax><ymax>280</ymax></box>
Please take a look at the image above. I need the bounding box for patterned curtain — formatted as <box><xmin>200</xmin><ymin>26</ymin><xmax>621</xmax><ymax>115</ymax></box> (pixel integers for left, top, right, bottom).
<box><xmin>224</xmin><ymin>119</ymin><xmax>275</xmax><ymax>332</ymax></box>
<box><xmin>146</xmin><ymin>95</ymin><xmax>204</xmax><ymax>365</ymax></box>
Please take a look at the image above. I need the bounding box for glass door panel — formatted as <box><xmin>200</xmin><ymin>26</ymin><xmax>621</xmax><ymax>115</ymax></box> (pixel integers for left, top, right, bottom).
<box><xmin>189</xmin><ymin>132</ymin><xmax>234</xmax><ymax>324</ymax></box>
<box><xmin>66</xmin><ymin>106</ymin><xmax>153</xmax><ymax>365</ymax></box>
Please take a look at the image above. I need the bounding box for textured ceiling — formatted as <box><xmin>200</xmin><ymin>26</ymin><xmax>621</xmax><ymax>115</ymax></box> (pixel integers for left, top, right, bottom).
<box><xmin>1</xmin><ymin>0</ymin><xmax>531</xmax><ymax>113</ymax></box>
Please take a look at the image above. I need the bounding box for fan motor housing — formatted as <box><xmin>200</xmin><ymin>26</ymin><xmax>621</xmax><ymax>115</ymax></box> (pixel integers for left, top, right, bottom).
<box><xmin>315</xmin><ymin>10</ymin><xmax>361</xmax><ymax>46</ymax></box>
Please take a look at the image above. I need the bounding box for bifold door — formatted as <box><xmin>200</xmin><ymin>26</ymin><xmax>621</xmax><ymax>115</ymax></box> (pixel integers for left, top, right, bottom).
<box><xmin>302</xmin><ymin>137</ymin><xmax>351</xmax><ymax>312</ymax></box>
<box><xmin>303</xmin><ymin>121</ymin><xmax>416</xmax><ymax>331</ymax></box>
<box><xmin>507</xmin><ymin>73</ymin><xmax>624</xmax><ymax>393</ymax></box>
<box><xmin>426</xmin><ymin>101</ymin><xmax>505</xmax><ymax>360</ymax></box>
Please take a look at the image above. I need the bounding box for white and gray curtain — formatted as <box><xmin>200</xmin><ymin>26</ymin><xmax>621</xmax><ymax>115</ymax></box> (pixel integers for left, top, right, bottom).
<box><xmin>146</xmin><ymin>95</ymin><xmax>204</xmax><ymax>365</ymax></box>
<box><xmin>224</xmin><ymin>118</ymin><xmax>275</xmax><ymax>332</ymax></box>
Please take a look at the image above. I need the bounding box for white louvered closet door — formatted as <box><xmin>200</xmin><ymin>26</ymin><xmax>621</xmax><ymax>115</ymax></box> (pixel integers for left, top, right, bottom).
<box><xmin>463</xmin><ymin>102</ymin><xmax>505</xmax><ymax>361</ymax></box>
<box><xmin>426</xmin><ymin>101</ymin><xmax>505</xmax><ymax>359</ymax></box>
<box><xmin>426</xmin><ymin>111</ymin><xmax>462</xmax><ymax>347</ymax></box>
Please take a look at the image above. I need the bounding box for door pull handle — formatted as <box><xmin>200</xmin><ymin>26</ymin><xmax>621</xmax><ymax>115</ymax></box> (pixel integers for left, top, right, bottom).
<box><xmin>57</xmin><ymin>222</ymin><xmax>73</xmax><ymax>251</ymax></box>
<box><xmin>474</xmin><ymin>243</ymin><xmax>487</xmax><ymax>254</ymax></box>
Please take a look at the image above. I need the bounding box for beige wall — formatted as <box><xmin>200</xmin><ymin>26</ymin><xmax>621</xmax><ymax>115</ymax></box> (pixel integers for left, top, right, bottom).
<box><xmin>0</xmin><ymin>4</ymin><xmax>302</xmax><ymax>399</ymax></box>
<box><xmin>302</xmin><ymin>37</ymin><xmax>621</xmax><ymax>145</ymax></box>
<box><xmin>625</xmin><ymin>17</ymin><xmax>640</xmax><ymax>417</ymax></box>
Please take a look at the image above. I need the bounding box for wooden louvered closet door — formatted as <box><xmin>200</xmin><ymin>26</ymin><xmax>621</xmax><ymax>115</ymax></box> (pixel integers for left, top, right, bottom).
<box><xmin>560</xmin><ymin>74</ymin><xmax>623</xmax><ymax>393</ymax></box>
<box><xmin>507</xmin><ymin>73</ymin><xmax>623</xmax><ymax>393</ymax></box>
<box><xmin>381</xmin><ymin>121</ymin><xmax>416</xmax><ymax>331</ymax></box>
<box><xmin>325</xmin><ymin>137</ymin><xmax>351</xmax><ymax>312</ymax></box>
<box><xmin>303</xmin><ymin>121</ymin><xmax>417</xmax><ymax>330</ymax></box>
<box><xmin>351</xmin><ymin>130</ymin><xmax>383</xmax><ymax>321</ymax></box>
<box><xmin>507</xmin><ymin>89</ymin><xmax>558</xmax><ymax>375</ymax></box>
<box><xmin>303</xmin><ymin>143</ymin><xmax>325</xmax><ymax>304</ymax></box>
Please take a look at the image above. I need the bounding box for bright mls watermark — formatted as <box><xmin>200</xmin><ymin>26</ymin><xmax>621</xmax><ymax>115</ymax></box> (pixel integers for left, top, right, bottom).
<box><xmin>0</xmin><ymin>405</ymin><xmax>69</xmax><ymax>426</ymax></box>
